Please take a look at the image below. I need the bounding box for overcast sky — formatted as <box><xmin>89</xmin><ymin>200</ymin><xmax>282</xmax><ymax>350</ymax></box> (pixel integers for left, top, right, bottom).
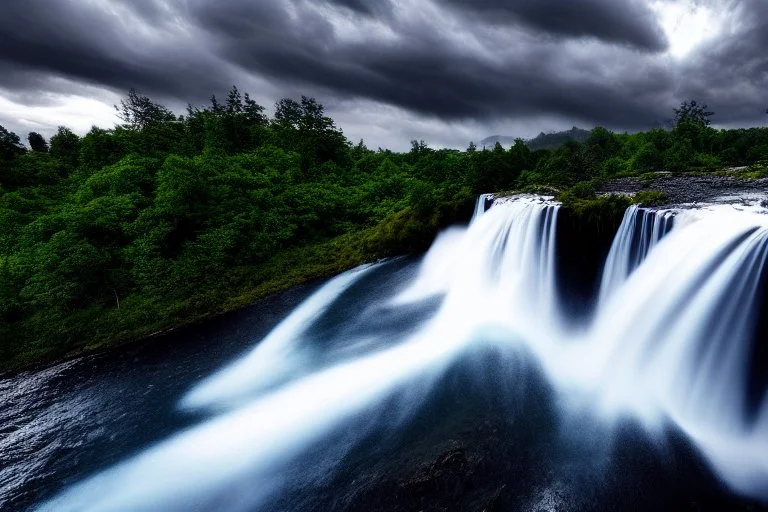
<box><xmin>0</xmin><ymin>0</ymin><xmax>766</xmax><ymax>150</ymax></box>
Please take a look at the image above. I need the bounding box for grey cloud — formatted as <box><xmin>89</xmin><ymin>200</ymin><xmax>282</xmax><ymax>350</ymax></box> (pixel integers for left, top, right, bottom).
<box><xmin>187</xmin><ymin>0</ymin><xmax>674</xmax><ymax>128</ymax></box>
<box><xmin>0</xmin><ymin>0</ymin><xmax>766</xmax><ymax>146</ymax></box>
<box><xmin>0</xmin><ymin>0</ymin><xmax>235</xmax><ymax>103</ymax></box>
<box><xmin>438</xmin><ymin>0</ymin><xmax>668</xmax><ymax>51</ymax></box>
<box><xmin>326</xmin><ymin>0</ymin><xmax>389</xmax><ymax>15</ymax></box>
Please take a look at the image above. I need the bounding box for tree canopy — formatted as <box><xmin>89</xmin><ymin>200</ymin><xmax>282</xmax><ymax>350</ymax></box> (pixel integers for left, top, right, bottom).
<box><xmin>116</xmin><ymin>89</ymin><xmax>176</xmax><ymax>130</ymax></box>
<box><xmin>674</xmin><ymin>100</ymin><xmax>715</xmax><ymax>127</ymax></box>
<box><xmin>0</xmin><ymin>125</ymin><xmax>25</xmax><ymax>160</ymax></box>
<box><xmin>27</xmin><ymin>132</ymin><xmax>49</xmax><ymax>153</ymax></box>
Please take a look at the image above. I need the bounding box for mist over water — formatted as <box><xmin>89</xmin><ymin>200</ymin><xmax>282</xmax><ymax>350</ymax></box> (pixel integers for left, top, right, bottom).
<box><xmin>35</xmin><ymin>196</ymin><xmax>768</xmax><ymax>510</ymax></box>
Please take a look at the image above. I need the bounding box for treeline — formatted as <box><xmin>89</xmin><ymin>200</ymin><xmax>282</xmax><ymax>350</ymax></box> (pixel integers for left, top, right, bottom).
<box><xmin>527</xmin><ymin>127</ymin><xmax>591</xmax><ymax>151</ymax></box>
<box><xmin>1</xmin><ymin>91</ymin><xmax>767</xmax><ymax>370</ymax></box>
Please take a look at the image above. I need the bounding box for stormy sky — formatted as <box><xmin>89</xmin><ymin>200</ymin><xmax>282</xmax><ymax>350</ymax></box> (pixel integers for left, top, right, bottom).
<box><xmin>0</xmin><ymin>0</ymin><xmax>766</xmax><ymax>149</ymax></box>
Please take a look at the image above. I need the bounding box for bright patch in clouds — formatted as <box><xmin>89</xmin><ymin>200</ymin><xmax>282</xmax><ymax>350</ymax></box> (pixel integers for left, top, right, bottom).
<box><xmin>653</xmin><ymin>0</ymin><xmax>719</xmax><ymax>58</ymax></box>
<box><xmin>0</xmin><ymin>90</ymin><xmax>119</xmax><ymax>137</ymax></box>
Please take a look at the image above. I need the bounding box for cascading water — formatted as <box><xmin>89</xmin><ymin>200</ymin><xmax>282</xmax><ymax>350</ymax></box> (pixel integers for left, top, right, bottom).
<box><xmin>598</xmin><ymin>205</ymin><xmax>675</xmax><ymax>304</ymax></box>
<box><xmin>585</xmin><ymin>207</ymin><xmax>768</xmax><ymax>498</ymax></box>
<box><xmin>36</xmin><ymin>196</ymin><xmax>768</xmax><ymax>511</ymax></box>
<box><xmin>472</xmin><ymin>193</ymin><xmax>494</xmax><ymax>221</ymax></box>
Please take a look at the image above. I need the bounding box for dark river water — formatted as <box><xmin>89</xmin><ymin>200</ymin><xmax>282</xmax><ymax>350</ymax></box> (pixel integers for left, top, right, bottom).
<box><xmin>0</xmin><ymin>279</ymin><xmax>325</xmax><ymax>511</ymax></box>
<box><xmin>1</xmin><ymin>258</ymin><xmax>767</xmax><ymax>511</ymax></box>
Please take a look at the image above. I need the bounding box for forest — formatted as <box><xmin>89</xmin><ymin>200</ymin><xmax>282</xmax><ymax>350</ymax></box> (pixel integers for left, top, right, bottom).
<box><xmin>1</xmin><ymin>89</ymin><xmax>768</xmax><ymax>372</ymax></box>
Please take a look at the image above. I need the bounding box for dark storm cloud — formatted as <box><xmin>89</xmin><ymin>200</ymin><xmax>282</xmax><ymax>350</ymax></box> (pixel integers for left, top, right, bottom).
<box><xmin>0</xmin><ymin>0</ymin><xmax>234</xmax><ymax>102</ymax></box>
<box><xmin>438</xmin><ymin>0</ymin><xmax>668</xmax><ymax>52</ymax></box>
<box><xmin>185</xmin><ymin>0</ymin><xmax>674</xmax><ymax>128</ymax></box>
<box><xmin>0</xmin><ymin>0</ymin><xmax>767</xmax><ymax>144</ymax></box>
<box><xmin>327</xmin><ymin>0</ymin><xmax>389</xmax><ymax>16</ymax></box>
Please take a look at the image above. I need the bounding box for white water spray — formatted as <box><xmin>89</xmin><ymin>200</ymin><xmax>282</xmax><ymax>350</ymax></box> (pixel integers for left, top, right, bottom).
<box><xmin>37</xmin><ymin>196</ymin><xmax>768</xmax><ymax>510</ymax></box>
<box><xmin>181</xmin><ymin>263</ymin><xmax>381</xmax><ymax>411</ymax></box>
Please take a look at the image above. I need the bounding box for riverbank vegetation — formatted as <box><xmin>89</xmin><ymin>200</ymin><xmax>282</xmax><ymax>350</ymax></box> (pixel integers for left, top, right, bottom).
<box><xmin>1</xmin><ymin>91</ymin><xmax>767</xmax><ymax>371</ymax></box>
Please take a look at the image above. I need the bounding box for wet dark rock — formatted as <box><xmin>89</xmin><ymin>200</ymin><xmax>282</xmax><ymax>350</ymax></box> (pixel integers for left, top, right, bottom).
<box><xmin>556</xmin><ymin>205</ymin><xmax>625</xmax><ymax>320</ymax></box>
<box><xmin>348</xmin><ymin>442</ymin><xmax>479</xmax><ymax>511</ymax></box>
<box><xmin>600</xmin><ymin>175</ymin><xmax>768</xmax><ymax>206</ymax></box>
<box><xmin>344</xmin><ymin>442</ymin><xmax>517</xmax><ymax>512</ymax></box>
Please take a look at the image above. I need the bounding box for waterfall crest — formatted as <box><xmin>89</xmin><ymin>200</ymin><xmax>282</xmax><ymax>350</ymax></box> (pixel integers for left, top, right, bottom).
<box><xmin>472</xmin><ymin>193</ymin><xmax>494</xmax><ymax>221</ymax></box>
<box><xmin>37</xmin><ymin>197</ymin><xmax>768</xmax><ymax>510</ymax></box>
<box><xmin>598</xmin><ymin>205</ymin><xmax>675</xmax><ymax>304</ymax></box>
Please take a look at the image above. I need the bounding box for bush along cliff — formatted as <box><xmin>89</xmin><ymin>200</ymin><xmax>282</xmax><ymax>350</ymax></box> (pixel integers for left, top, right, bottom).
<box><xmin>1</xmin><ymin>91</ymin><xmax>766</xmax><ymax>372</ymax></box>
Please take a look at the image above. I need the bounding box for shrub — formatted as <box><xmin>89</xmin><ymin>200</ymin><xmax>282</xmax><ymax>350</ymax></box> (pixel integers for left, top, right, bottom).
<box><xmin>632</xmin><ymin>190</ymin><xmax>669</xmax><ymax>206</ymax></box>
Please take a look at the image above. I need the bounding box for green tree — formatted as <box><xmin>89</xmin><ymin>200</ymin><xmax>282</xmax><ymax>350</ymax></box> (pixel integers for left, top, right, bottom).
<box><xmin>221</xmin><ymin>86</ymin><xmax>268</xmax><ymax>153</ymax></box>
<box><xmin>19</xmin><ymin>230</ymin><xmax>109</xmax><ymax>310</ymax></box>
<box><xmin>473</xmin><ymin>142</ymin><xmax>515</xmax><ymax>192</ymax></box>
<box><xmin>49</xmin><ymin>126</ymin><xmax>81</xmax><ymax>171</ymax></box>
<box><xmin>632</xmin><ymin>142</ymin><xmax>662</xmax><ymax>172</ymax></box>
<box><xmin>273</xmin><ymin>96</ymin><xmax>348</xmax><ymax>172</ymax></box>
<box><xmin>585</xmin><ymin>127</ymin><xmax>620</xmax><ymax>165</ymax></box>
<box><xmin>0</xmin><ymin>125</ymin><xmax>25</xmax><ymax>160</ymax></box>
<box><xmin>79</xmin><ymin>127</ymin><xmax>126</xmax><ymax>170</ymax></box>
<box><xmin>509</xmin><ymin>138</ymin><xmax>532</xmax><ymax>175</ymax></box>
<box><xmin>28</xmin><ymin>132</ymin><xmax>49</xmax><ymax>153</ymax></box>
<box><xmin>664</xmin><ymin>139</ymin><xmax>695</xmax><ymax>172</ymax></box>
<box><xmin>116</xmin><ymin>89</ymin><xmax>176</xmax><ymax>130</ymax></box>
<box><xmin>674</xmin><ymin>100</ymin><xmax>714</xmax><ymax>127</ymax></box>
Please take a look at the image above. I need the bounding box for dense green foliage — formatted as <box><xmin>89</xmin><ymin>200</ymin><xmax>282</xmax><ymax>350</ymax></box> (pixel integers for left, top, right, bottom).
<box><xmin>632</xmin><ymin>190</ymin><xmax>670</xmax><ymax>206</ymax></box>
<box><xmin>1</xmin><ymin>92</ymin><xmax>767</xmax><ymax>371</ymax></box>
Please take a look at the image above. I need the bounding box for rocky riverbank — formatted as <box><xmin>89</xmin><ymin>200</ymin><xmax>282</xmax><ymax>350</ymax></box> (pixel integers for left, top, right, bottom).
<box><xmin>600</xmin><ymin>174</ymin><xmax>768</xmax><ymax>206</ymax></box>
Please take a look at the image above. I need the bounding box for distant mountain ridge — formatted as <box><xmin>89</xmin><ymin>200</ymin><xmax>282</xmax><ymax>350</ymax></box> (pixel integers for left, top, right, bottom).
<box><xmin>480</xmin><ymin>127</ymin><xmax>591</xmax><ymax>151</ymax></box>
<box><xmin>478</xmin><ymin>135</ymin><xmax>519</xmax><ymax>147</ymax></box>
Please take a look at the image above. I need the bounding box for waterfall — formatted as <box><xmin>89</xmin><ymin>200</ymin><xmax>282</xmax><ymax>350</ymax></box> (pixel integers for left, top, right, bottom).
<box><xmin>37</xmin><ymin>197</ymin><xmax>768</xmax><ymax>510</ymax></box>
<box><xmin>599</xmin><ymin>205</ymin><xmax>675</xmax><ymax>304</ymax></box>
<box><xmin>584</xmin><ymin>209</ymin><xmax>768</xmax><ymax>498</ymax></box>
<box><xmin>472</xmin><ymin>193</ymin><xmax>494</xmax><ymax>221</ymax></box>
